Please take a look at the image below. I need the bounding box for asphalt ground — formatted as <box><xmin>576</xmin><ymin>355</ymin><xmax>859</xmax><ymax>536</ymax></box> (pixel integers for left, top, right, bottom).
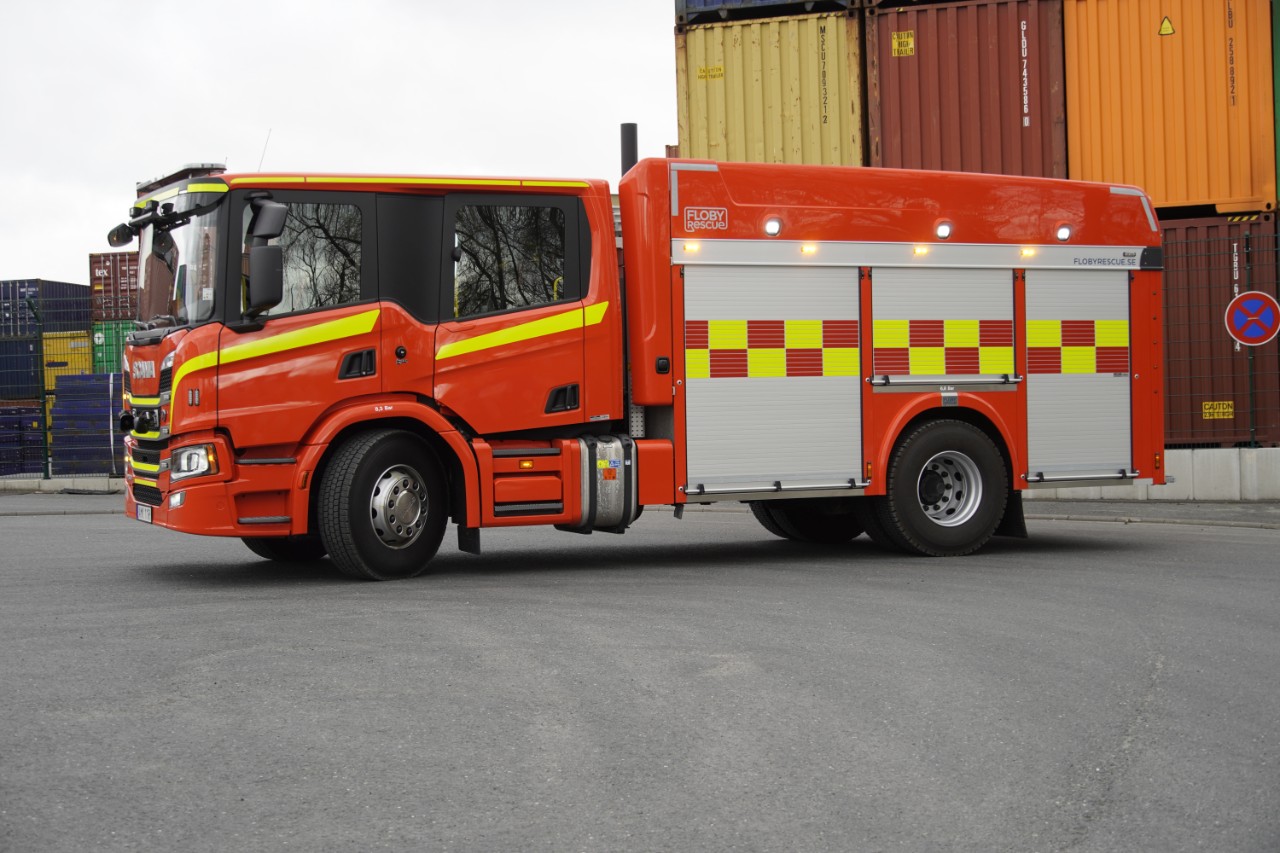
<box><xmin>2</xmin><ymin>502</ymin><xmax>1279</xmax><ymax>852</ymax></box>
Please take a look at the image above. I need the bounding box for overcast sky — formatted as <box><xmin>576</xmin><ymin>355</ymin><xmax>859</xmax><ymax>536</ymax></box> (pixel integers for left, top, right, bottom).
<box><xmin>0</xmin><ymin>1</ymin><xmax>678</xmax><ymax>285</ymax></box>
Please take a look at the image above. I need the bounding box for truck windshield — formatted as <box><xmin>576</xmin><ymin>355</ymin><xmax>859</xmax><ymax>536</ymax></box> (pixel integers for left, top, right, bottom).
<box><xmin>136</xmin><ymin>208</ymin><xmax>220</xmax><ymax>329</ymax></box>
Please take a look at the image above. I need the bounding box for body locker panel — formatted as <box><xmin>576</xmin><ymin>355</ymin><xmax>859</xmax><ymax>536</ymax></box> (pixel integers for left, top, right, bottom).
<box><xmin>1025</xmin><ymin>269</ymin><xmax>1132</xmax><ymax>478</ymax></box>
<box><xmin>682</xmin><ymin>265</ymin><xmax>862</xmax><ymax>493</ymax></box>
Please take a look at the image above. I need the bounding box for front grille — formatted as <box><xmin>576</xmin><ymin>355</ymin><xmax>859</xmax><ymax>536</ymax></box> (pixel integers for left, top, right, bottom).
<box><xmin>132</xmin><ymin>482</ymin><xmax>163</xmax><ymax>506</ymax></box>
<box><xmin>130</xmin><ymin>445</ymin><xmax>161</xmax><ymax>467</ymax></box>
<box><xmin>123</xmin><ymin>371</ymin><xmax>132</xmax><ymax>395</ymax></box>
<box><xmin>159</xmin><ymin>365</ymin><xmax>172</xmax><ymax>397</ymax></box>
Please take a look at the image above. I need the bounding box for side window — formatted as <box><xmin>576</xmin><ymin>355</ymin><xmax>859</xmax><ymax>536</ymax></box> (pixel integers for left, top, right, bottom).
<box><xmin>453</xmin><ymin>204</ymin><xmax>567</xmax><ymax>318</ymax></box>
<box><xmin>242</xmin><ymin>202</ymin><xmax>363</xmax><ymax>315</ymax></box>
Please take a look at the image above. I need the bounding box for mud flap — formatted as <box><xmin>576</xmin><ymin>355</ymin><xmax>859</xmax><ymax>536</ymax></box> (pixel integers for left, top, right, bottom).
<box><xmin>994</xmin><ymin>490</ymin><xmax>1027</xmax><ymax>538</ymax></box>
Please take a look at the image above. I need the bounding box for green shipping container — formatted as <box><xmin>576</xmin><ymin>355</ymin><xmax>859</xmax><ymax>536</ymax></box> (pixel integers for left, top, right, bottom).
<box><xmin>92</xmin><ymin>321</ymin><xmax>131</xmax><ymax>374</ymax></box>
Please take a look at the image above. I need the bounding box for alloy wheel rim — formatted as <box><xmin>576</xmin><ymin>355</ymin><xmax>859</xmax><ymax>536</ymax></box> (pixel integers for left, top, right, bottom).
<box><xmin>916</xmin><ymin>450</ymin><xmax>982</xmax><ymax>527</ymax></box>
<box><xmin>369</xmin><ymin>464</ymin><xmax>427</xmax><ymax>548</ymax></box>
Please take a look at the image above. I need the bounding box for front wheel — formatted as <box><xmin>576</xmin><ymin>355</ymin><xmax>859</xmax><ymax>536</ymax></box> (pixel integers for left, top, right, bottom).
<box><xmin>873</xmin><ymin>419</ymin><xmax>1007</xmax><ymax>556</ymax></box>
<box><xmin>319</xmin><ymin>429</ymin><xmax>448</xmax><ymax>580</ymax></box>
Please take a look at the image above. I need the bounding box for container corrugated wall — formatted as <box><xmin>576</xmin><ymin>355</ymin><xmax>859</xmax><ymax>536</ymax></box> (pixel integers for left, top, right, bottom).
<box><xmin>42</xmin><ymin>331</ymin><xmax>93</xmax><ymax>394</ymax></box>
<box><xmin>1162</xmin><ymin>214</ymin><xmax>1279</xmax><ymax>446</ymax></box>
<box><xmin>1064</xmin><ymin>0</ymin><xmax>1277</xmax><ymax>213</ymax></box>
<box><xmin>676</xmin><ymin>12</ymin><xmax>864</xmax><ymax>166</ymax></box>
<box><xmin>89</xmin><ymin>252</ymin><xmax>139</xmax><ymax>323</ymax></box>
<box><xmin>866</xmin><ymin>0</ymin><xmax>1067</xmax><ymax>178</ymax></box>
<box><xmin>0</xmin><ymin>280</ymin><xmax>91</xmax><ymax>336</ymax></box>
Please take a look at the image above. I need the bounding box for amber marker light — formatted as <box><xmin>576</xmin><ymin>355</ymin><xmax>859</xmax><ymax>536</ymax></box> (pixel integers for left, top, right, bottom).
<box><xmin>914</xmin><ymin>245</ymin><xmax>930</xmax><ymax>256</ymax></box>
<box><xmin>1020</xmin><ymin>247</ymin><xmax>1038</xmax><ymax>258</ymax></box>
<box><xmin>519</xmin><ymin>460</ymin><xmax>535</xmax><ymax>470</ymax></box>
<box><xmin>800</xmin><ymin>244</ymin><xmax>818</xmax><ymax>255</ymax></box>
<box><xmin>683</xmin><ymin>242</ymin><xmax>701</xmax><ymax>254</ymax></box>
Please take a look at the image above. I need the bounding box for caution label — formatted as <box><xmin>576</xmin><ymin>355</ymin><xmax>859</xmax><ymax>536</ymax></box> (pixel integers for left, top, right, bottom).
<box><xmin>1158</xmin><ymin>16</ymin><xmax>1175</xmax><ymax>36</ymax></box>
<box><xmin>1202</xmin><ymin>401</ymin><xmax>1235</xmax><ymax>419</ymax></box>
<box><xmin>892</xmin><ymin>31</ymin><xmax>915</xmax><ymax>57</ymax></box>
<box><xmin>698</xmin><ymin>65</ymin><xmax>724</xmax><ymax>81</ymax></box>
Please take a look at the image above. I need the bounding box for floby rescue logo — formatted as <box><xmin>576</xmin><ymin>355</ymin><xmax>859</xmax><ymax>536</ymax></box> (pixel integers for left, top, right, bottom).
<box><xmin>684</xmin><ymin>206</ymin><xmax>728</xmax><ymax>232</ymax></box>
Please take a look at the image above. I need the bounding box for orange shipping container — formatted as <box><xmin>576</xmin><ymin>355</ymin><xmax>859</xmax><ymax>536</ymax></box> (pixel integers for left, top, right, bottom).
<box><xmin>1064</xmin><ymin>0</ymin><xmax>1276</xmax><ymax>213</ymax></box>
<box><xmin>675</xmin><ymin>13</ymin><xmax>865</xmax><ymax>166</ymax></box>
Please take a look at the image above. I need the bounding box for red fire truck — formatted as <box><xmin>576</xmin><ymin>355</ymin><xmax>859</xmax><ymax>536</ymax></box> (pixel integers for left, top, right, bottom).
<box><xmin>108</xmin><ymin>157</ymin><xmax>1164</xmax><ymax>579</ymax></box>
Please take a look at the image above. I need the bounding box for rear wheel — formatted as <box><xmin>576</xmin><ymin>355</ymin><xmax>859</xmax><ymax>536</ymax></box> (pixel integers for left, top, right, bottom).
<box><xmin>242</xmin><ymin>535</ymin><xmax>328</xmax><ymax>563</ymax></box>
<box><xmin>874</xmin><ymin>419</ymin><xmax>1007</xmax><ymax>556</ymax></box>
<box><xmin>749</xmin><ymin>498</ymin><xmax>864</xmax><ymax>544</ymax></box>
<box><xmin>319</xmin><ymin>429</ymin><xmax>448</xmax><ymax>581</ymax></box>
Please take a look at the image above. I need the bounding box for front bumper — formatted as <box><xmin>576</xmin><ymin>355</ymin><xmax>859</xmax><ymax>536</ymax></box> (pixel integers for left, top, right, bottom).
<box><xmin>125</xmin><ymin>432</ymin><xmax>305</xmax><ymax>537</ymax></box>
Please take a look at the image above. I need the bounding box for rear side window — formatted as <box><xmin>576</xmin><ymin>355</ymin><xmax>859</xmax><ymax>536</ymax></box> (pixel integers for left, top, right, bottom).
<box><xmin>242</xmin><ymin>201</ymin><xmax>364</xmax><ymax>315</ymax></box>
<box><xmin>453</xmin><ymin>204</ymin><xmax>567</xmax><ymax>317</ymax></box>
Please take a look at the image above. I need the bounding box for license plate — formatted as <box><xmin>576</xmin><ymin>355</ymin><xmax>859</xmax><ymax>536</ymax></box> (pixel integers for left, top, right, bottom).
<box><xmin>136</xmin><ymin>504</ymin><xmax>152</xmax><ymax>524</ymax></box>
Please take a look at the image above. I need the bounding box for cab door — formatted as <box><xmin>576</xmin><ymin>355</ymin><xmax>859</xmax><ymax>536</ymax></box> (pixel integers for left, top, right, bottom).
<box><xmin>433</xmin><ymin>194</ymin><xmax>590</xmax><ymax>434</ymax></box>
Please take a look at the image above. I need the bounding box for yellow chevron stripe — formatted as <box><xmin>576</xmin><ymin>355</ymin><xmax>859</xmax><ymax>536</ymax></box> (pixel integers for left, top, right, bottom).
<box><xmin>436</xmin><ymin>302</ymin><xmax>609</xmax><ymax>361</ymax></box>
<box><xmin>171</xmin><ymin>310</ymin><xmax>380</xmax><ymax>397</ymax></box>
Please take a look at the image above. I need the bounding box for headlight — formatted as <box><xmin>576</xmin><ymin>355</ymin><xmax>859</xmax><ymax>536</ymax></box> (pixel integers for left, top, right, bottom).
<box><xmin>170</xmin><ymin>444</ymin><xmax>219</xmax><ymax>481</ymax></box>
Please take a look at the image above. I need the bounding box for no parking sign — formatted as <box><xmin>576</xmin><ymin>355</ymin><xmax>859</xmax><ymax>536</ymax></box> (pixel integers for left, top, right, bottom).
<box><xmin>1224</xmin><ymin>291</ymin><xmax>1280</xmax><ymax>347</ymax></box>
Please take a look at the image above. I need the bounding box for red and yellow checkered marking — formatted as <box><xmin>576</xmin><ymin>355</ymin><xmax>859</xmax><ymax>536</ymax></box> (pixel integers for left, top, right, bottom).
<box><xmin>1027</xmin><ymin>320</ymin><xmax>1129</xmax><ymax>374</ymax></box>
<box><xmin>872</xmin><ymin>320</ymin><xmax>1015</xmax><ymax>375</ymax></box>
<box><xmin>685</xmin><ymin>320</ymin><xmax>859</xmax><ymax>379</ymax></box>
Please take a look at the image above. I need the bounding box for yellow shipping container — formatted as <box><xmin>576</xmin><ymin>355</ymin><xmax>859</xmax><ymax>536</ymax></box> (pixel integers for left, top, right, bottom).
<box><xmin>1065</xmin><ymin>0</ymin><xmax>1276</xmax><ymax>213</ymax></box>
<box><xmin>42</xmin><ymin>331</ymin><xmax>92</xmax><ymax>392</ymax></box>
<box><xmin>676</xmin><ymin>12</ymin><xmax>864</xmax><ymax>166</ymax></box>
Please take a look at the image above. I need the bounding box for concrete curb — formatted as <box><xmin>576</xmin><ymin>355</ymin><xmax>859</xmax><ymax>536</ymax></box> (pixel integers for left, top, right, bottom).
<box><xmin>1023</xmin><ymin>513</ymin><xmax>1280</xmax><ymax>530</ymax></box>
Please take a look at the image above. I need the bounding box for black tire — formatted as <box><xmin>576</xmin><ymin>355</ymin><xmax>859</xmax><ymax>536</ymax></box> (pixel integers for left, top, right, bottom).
<box><xmin>749</xmin><ymin>502</ymin><xmax>792</xmax><ymax>539</ymax></box>
<box><xmin>319</xmin><ymin>429</ymin><xmax>448</xmax><ymax>581</ymax></box>
<box><xmin>242</xmin><ymin>535</ymin><xmax>328</xmax><ymax>562</ymax></box>
<box><xmin>874</xmin><ymin>419</ymin><xmax>1007</xmax><ymax>556</ymax></box>
<box><xmin>853</xmin><ymin>497</ymin><xmax>906</xmax><ymax>553</ymax></box>
<box><xmin>749</xmin><ymin>498</ymin><xmax>864</xmax><ymax>544</ymax></box>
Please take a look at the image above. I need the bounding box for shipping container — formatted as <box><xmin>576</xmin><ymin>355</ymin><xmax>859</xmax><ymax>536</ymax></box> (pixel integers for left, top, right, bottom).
<box><xmin>89</xmin><ymin>251</ymin><xmax>139</xmax><ymax>322</ymax></box>
<box><xmin>676</xmin><ymin>12</ymin><xmax>865</xmax><ymax>166</ymax></box>
<box><xmin>677</xmin><ymin>0</ymin><xmax>860</xmax><ymax>27</ymax></box>
<box><xmin>49</xmin><ymin>373</ymin><xmax>124</xmax><ymax>476</ymax></box>
<box><xmin>92</xmin><ymin>320</ymin><xmax>131</xmax><ymax>374</ymax></box>
<box><xmin>866</xmin><ymin>0</ymin><xmax>1067</xmax><ymax>177</ymax></box>
<box><xmin>0</xmin><ymin>339</ymin><xmax>41</xmax><ymax>400</ymax></box>
<box><xmin>42</xmin><ymin>331</ymin><xmax>92</xmax><ymax>394</ymax></box>
<box><xmin>0</xmin><ymin>279</ymin><xmax>91</xmax><ymax>336</ymax></box>
<box><xmin>1162</xmin><ymin>213</ymin><xmax>1279</xmax><ymax>446</ymax></box>
<box><xmin>1064</xmin><ymin>0</ymin><xmax>1276</xmax><ymax>214</ymax></box>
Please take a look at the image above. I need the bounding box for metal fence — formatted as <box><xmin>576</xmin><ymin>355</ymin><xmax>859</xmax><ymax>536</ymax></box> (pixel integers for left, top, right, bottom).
<box><xmin>1</xmin><ymin>294</ymin><xmax>126</xmax><ymax>479</ymax></box>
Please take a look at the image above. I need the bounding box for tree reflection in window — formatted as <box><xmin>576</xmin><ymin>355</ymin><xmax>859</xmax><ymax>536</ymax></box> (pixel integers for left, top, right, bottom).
<box><xmin>454</xmin><ymin>205</ymin><xmax>566</xmax><ymax>318</ymax></box>
<box><xmin>245</xmin><ymin>203</ymin><xmax>362</xmax><ymax>314</ymax></box>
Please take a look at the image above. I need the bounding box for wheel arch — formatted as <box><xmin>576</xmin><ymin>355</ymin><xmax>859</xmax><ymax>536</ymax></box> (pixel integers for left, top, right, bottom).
<box><xmin>871</xmin><ymin>397</ymin><xmax>1020</xmax><ymax>494</ymax></box>
<box><xmin>290</xmin><ymin>399</ymin><xmax>479</xmax><ymax>535</ymax></box>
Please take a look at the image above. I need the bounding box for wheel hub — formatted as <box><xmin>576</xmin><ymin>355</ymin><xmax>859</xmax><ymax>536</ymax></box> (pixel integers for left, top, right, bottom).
<box><xmin>370</xmin><ymin>465</ymin><xmax>427</xmax><ymax>548</ymax></box>
<box><xmin>916</xmin><ymin>450</ymin><xmax>983</xmax><ymax>527</ymax></box>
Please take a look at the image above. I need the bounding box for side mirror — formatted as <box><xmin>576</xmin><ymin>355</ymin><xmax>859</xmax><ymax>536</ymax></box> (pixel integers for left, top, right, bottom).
<box><xmin>107</xmin><ymin>223</ymin><xmax>135</xmax><ymax>248</ymax></box>
<box><xmin>249</xmin><ymin>200</ymin><xmax>289</xmax><ymax>241</ymax></box>
<box><xmin>246</xmin><ymin>245</ymin><xmax>283</xmax><ymax>319</ymax></box>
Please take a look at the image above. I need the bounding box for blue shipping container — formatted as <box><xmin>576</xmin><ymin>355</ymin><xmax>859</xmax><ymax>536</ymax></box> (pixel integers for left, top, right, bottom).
<box><xmin>0</xmin><ymin>339</ymin><xmax>41</xmax><ymax>399</ymax></box>
<box><xmin>0</xmin><ymin>279</ymin><xmax>91</xmax><ymax>336</ymax></box>
<box><xmin>676</xmin><ymin>0</ymin><xmax>858</xmax><ymax>26</ymax></box>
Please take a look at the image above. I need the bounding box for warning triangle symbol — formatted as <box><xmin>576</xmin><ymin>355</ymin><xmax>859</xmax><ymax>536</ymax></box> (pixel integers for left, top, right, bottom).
<box><xmin>1158</xmin><ymin>16</ymin><xmax>1175</xmax><ymax>36</ymax></box>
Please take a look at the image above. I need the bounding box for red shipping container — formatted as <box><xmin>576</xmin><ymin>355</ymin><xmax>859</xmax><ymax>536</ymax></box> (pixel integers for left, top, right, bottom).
<box><xmin>89</xmin><ymin>251</ymin><xmax>139</xmax><ymax>323</ymax></box>
<box><xmin>1162</xmin><ymin>214</ymin><xmax>1280</xmax><ymax>447</ymax></box>
<box><xmin>865</xmin><ymin>0</ymin><xmax>1067</xmax><ymax>178</ymax></box>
